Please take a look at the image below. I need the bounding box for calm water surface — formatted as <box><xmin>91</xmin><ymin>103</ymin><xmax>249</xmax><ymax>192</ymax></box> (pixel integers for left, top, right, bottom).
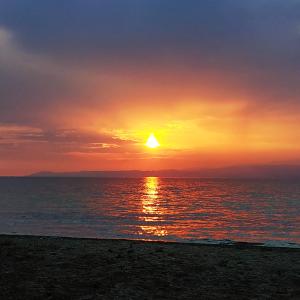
<box><xmin>0</xmin><ymin>177</ymin><xmax>299</xmax><ymax>244</ymax></box>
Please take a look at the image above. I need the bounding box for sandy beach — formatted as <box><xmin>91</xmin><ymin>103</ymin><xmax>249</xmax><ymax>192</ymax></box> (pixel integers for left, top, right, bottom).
<box><xmin>0</xmin><ymin>235</ymin><xmax>299</xmax><ymax>299</ymax></box>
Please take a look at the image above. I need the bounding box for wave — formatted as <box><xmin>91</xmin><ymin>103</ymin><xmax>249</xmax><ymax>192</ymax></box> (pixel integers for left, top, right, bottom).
<box><xmin>186</xmin><ymin>238</ymin><xmax>300</xmax><ymax>249</ymax></box>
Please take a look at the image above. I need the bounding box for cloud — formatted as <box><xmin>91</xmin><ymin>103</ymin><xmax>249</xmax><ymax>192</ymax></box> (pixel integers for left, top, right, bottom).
<box><xmin>0</xmin><ymin>124</ymin><xmax>138</xmax><ymax>154</ymax></box>
<box><xmin>0</xmin><ymin>1</ymin><xmax>300</xmax><ymax>127</ymax></box>
<box><xmin>0</xmin><ymin>27</ymin><xmax>83</xmax><ymax>126</ymax></box>
<box><xmin>1</xmin><ymin>1</ymin><xmax>299</xmax><ymax>65</ymax></box>
<box><xmin>0</xmin><ymin>1</ymin><xmax>300</xmax><ymax>174</ymax></box>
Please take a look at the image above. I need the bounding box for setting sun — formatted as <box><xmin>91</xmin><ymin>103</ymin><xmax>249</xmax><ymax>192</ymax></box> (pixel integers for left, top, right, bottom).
<box><xmin>146</xmin><ymin>133</ymin><xmax>160</xmax><ymax>148</ymax></box>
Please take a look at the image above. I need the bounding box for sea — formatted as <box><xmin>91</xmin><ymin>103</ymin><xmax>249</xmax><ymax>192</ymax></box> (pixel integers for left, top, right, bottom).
<box><xmin>0</xmin><ymin>177</ymin><xmax>299</xmax><ymax>247</ymax></box>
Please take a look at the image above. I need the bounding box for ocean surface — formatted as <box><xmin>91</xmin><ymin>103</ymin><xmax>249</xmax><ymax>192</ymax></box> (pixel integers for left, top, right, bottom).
<box><xmin>0</xmin><ymin>177</ymin><xmax>299</xmax><ymax>246</ymax></box>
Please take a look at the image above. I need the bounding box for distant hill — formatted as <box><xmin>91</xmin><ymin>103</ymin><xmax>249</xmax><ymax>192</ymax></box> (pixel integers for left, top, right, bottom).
<box><xmin>28</xmin><ymin>165</ymin><xmax>300</xmax><ymax>179</ymax></box>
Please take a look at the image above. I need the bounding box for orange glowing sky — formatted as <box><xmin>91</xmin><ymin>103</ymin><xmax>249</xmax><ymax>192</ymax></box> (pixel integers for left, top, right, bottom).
<box><xmin>1</xmin><ymin>1</ymin><xmax>300</xmax><ymax>175</ymax></box>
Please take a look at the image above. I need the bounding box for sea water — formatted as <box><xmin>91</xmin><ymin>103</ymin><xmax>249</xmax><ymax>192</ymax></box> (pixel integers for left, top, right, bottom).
<box><xmin>0</xmin><ymin>177</ymin><xmax>299</xmax><ymax>247</ymax></box>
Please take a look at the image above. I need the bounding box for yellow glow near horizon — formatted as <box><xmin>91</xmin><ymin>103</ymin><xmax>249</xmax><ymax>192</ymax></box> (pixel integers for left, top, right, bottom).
<box><xmin>146</xmin><ymin>133</ymin><xmax>160</xmax><ymax>148</ymax></box>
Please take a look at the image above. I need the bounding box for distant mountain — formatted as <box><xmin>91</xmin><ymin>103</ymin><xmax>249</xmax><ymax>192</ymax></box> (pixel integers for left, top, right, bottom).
<box><xmin>29</xmin><ymin>165</ymin><xmax>300</xmax><ymax>179</ymax></box>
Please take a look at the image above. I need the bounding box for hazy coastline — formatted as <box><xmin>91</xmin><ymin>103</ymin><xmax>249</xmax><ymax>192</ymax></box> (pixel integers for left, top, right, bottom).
<box><xmin>27</xmin><ymin>165</ymin><xmax>300</xmax><ymax>179</ymax></box>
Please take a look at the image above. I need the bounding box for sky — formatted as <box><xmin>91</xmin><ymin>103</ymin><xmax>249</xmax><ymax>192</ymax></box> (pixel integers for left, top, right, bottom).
<box><xmin>0</xmin><ymin>0</ymin><xmax>300</xmax><ymax>175</ymax></box>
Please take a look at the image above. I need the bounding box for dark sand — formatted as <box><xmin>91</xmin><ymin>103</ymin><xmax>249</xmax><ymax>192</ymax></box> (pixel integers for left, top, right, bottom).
<box><xmin>0</xmin><ymin>235</ymin><xmax>299</xmax><ymax>299</ymax></box>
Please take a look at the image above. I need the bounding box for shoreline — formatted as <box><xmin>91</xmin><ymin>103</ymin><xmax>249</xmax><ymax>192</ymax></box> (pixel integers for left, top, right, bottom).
<box><xmin>2</xmin><ymin>233</ymin><xmax>300</xmax><ymax>249</ymax></box>
<box><xmin>1</xmin><ymin>234</ymin><xmax>299</xmax><ymax>299</ymax></box>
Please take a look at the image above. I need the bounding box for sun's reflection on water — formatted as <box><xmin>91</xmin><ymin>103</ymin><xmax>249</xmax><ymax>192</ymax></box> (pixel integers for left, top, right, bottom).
<box><xmin>81</xmin><ymin>177</ymin><xmax>300</xmax><ymax>243</ymax></box>
<box><xmin>139</xmin><ymin>177</ymin><xmax>168</xmax><ymax>237</ymax></box>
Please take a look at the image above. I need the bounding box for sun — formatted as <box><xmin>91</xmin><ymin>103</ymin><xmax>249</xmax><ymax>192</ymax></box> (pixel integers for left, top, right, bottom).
<box><xmin>146</xmin><ymin>133</ymin><xmax>160</xmax><ymax>148</ymax></box>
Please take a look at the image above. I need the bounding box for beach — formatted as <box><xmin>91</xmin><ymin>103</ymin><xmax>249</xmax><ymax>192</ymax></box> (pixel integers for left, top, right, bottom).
<box><xmin>0</xmin><ymin>235</ymin><xmax>299</xmax><ymax>299</ymax></box>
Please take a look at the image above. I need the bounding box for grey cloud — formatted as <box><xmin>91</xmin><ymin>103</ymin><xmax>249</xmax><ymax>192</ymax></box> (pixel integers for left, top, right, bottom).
<box><xmin>0</xmin><ymin>1</ymin><xmax>299</xmax><ymax>65</ymax></box>
<box><xmin>0</xmin><ymin>125</ymin><xmax>137</xmax><ymax>155</ymax></box>
<box><xmin>0</xmin><ymin>0</ymin><xmax>299</xmax><ymax>130</ymax></box>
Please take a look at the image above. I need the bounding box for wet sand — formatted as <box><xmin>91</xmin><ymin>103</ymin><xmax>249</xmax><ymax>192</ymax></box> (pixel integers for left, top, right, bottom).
<box><xmin>0</xmin><ymin>235</ymin><xmax>299</xmax><ymax>299</ymax></box>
